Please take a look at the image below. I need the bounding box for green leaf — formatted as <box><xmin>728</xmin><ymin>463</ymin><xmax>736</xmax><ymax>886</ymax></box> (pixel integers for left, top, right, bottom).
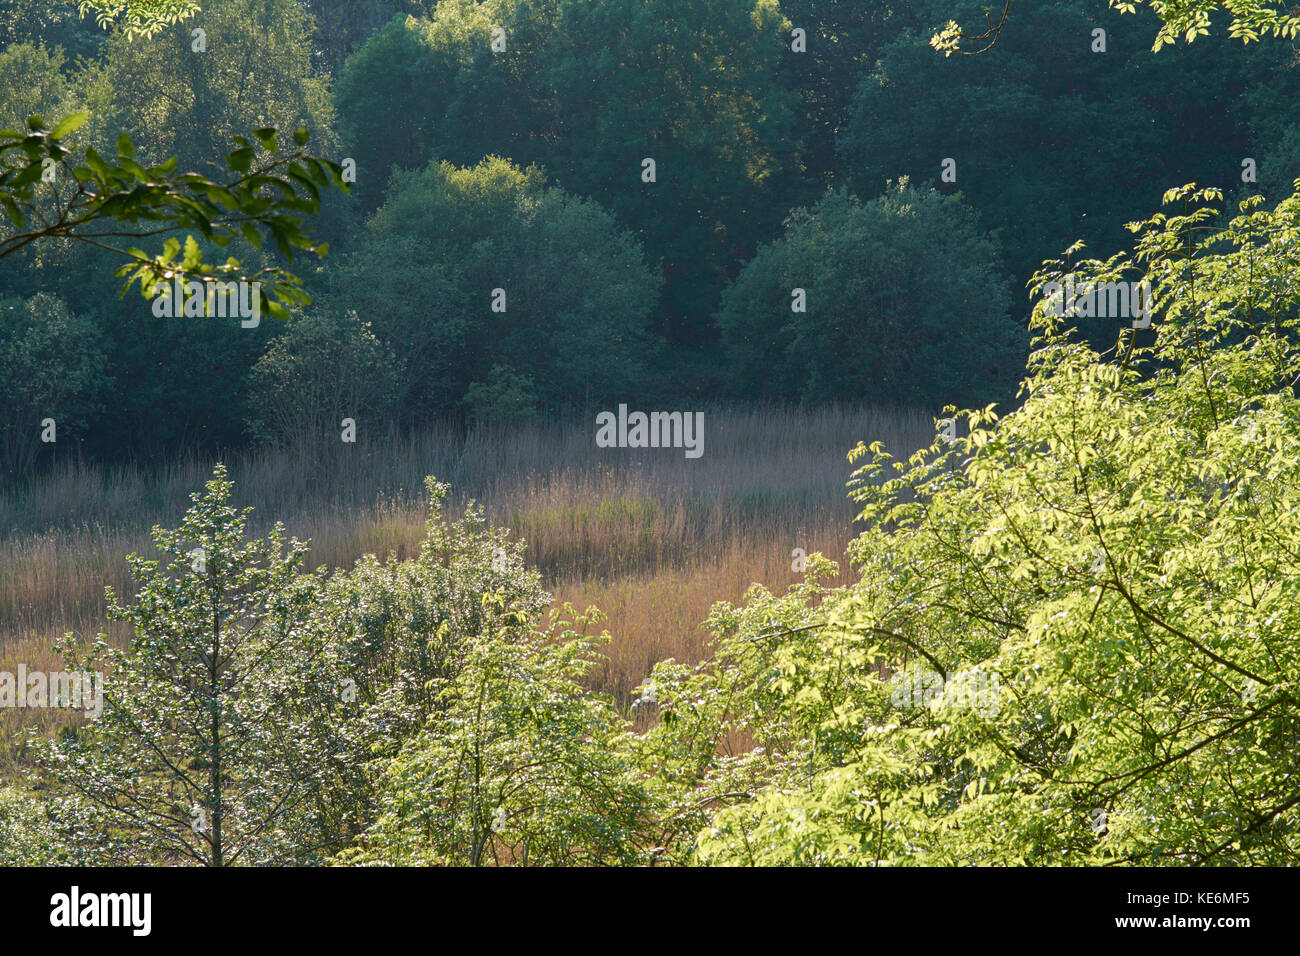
<box><xmin>181</xmin><ymin>236</ymin><xmax>202</xmax><ymax>270</ymax></box>
<box><xmin>0</xmin><ymin>193</ymin><xmax>24</xmax><ymax>228</ymax></box>
<box><xmin>253</xmin><ymin>127</ymin><xmax>278</xmax><ymax>152</ymax></box>
<box><xmin>51</xmin><ymin>111</ymin><xmax>90</xmax><ymax>140</ymax></box>
<box><xmin>227</xmin><ymin>147</ymin><xmax>256</xmax><ymax>174</ymax></box>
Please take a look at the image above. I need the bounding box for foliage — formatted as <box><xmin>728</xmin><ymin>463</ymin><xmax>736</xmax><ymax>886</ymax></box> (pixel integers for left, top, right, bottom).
<box><xmin>337</xmin><ymin>0</ymin><xmax>798</xmax><ymax>345</ymax></box>
<box><xmin>461</xmin><ymin>363</ymin><xmax>540</xmax><ymax>426</ymax></box>
<box><xmin>0</xmin><ymin>113</ymin><xmax>347</xmax><ymax>321</ymax></box>
<box><xmin>330</xmin><ymin>156</ymin><xmax>658</xmax><ymax>419</ymax></box>
<box><xmin>542</xmin><ymin>0</ymin><xmax>800</xmax><ymax>344</ymax></box>
<box><xmin>338</xmin><ymin>603</ymin><xmax>654</xmax><ymax>866</ymax></box>
<box><xmin>301</xmin><ymin>0</ymin><xmax>421</xmax><ymax>75</ymax></box>
<box><xmin>0</xmin><ymin>292</ymin><xmax>111</xmax><ymax>478</ymax></box>
<box><xmin>932</xmin><ymin>0</ymin><xmax>1300</xmax><ymax>55</ymax></box>
<box><xmin>246</xmin><ymin>308</ymin><xmax>401</xmax><ymax>446</ymax></box>
<box><xmin>0</xmin><ymin>784</ymin><xmax>118</xmax><ymax>865</ymax></box>
<box><xmin>0</xmin><ymin>41</ymin><xmax>72</xmax><ymax>129</ymax></box>
<box><xmin>8</xmin><ymin>0</ymin><xmax>1300</xmax><ymax>870</ymax></box>
<box><xmin>275</xmin><ymin>476</ymin><xmax>554</xmax><ymax>852</ymax></box>
<box><xmin>626</xmin><ymin>555</ymin><xmax>850</xmax><ymax>863</ymax></box>
<box><xmin>675</xmin><ymin>184</ymin><xmax>1300</xmax><ymax>864</ymax></box>
<box><xmin>717</xmin><ymin>182</ymin><xmax>1024</xmax><ymax>408</ymax></box>
<box><xmin>1111</xmin><ymin>0</ymin><xmax>1300</xmax><ymax>50</ymax></box>
<box><xmin>0</xmin><ymin>0</ymin><xmax>106</xmax><ymax>61</ymax></box>
<box><xmin>76</xmin><ymin>0</ymin><xmax>199</xmax><ymax>41</ymax></box>
<box><xmin>0</xmin><ymin>785</ymin><xmax>63</xmax><ymax>864</ymax></box>
<box><xmin>91</xmin><ymin>0</ymin><xmax>337</xmax><ymax>173</ymax></box>
<box><xmin>321</xmin><ymin>477</ymin><xmax>551</xmax><ymax>758</ymax></box>
<box><xmin>334</xmin><ymin>2</ymin><xmax>553</xmax><ymax>210</ymax></box>
<box><xmin>5</xmin><ymin>0</ymin><xmax>1300</xmax><ymax>468</ymax></box>
<box><xmin>845</xmin><ymin>0</ymin><xmax>1300</xmax><ymax>328</ymax></box>
<box><xmin>774</xmin><ymin>0</ymin><xmax>912</xmax><ymax>185</ymax></box>
<box><xmin>34</xmin><ymin>465</ymin><xmax>352</xmax><ymax>865</ymax></box>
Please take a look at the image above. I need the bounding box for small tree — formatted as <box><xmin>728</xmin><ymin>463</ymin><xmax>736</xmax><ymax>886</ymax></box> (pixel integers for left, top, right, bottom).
<box><xmin>461</xmin><ymin>363</ymin><xmax>539</xmax><ymax>427</ymax></box>
<box><xmin>38</xmin><ymin>465</ymin><xmax>349</xmax><ymax>865</ymax></box>
<box><xmin>339</xmin><ymin>603</ymin><xmax>655</xmax><ymax>867</ymax></box>
<box><xmin>304</xmin><ymin>477</ymin><xmax>552</xmax><ymax>846</ymax></box>
<box><xmin>246</xmin><ymin>309</ymin><xmax>401</xmax><ymax>447</ymax></box>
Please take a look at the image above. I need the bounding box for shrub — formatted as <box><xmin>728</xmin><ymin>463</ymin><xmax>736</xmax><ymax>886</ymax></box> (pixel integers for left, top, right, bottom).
<box><xmin>461</xmin><ymin>364</ymin><xmax>539</xmax><ymax>426</ymax></box>
<box><xmin>0</xmin><ymin>293</ymin><xmax>111</xmax><ymax>480</ymax></box>
<box><xmin>246</xmin><ymin>309</ymin><xmax>401</xmax><ymax>447</ymax></box>
<box><xmin>337</xmin><ymin>604</ymin><xmax>655</xmax><ymax>866</ymax></box>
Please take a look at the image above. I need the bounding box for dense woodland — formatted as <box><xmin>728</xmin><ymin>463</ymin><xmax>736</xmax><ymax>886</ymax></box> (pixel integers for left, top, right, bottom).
<box><xmin>1</xmin><ymin>0</ymin><xmax>1299</xmax><ymax>469</ymax></box>
<box><xmin>1</xmin><ymin>0</ymin><xmax>1300</xmax><ymax>866</ymax></box>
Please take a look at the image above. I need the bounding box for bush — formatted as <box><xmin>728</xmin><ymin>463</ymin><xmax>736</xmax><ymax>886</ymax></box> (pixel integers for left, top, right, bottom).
<box><xmin>461</xmin><ymin>364</ymin><xmax>539</xmax><ymax>426</ymax></box>
<box><xmin>320</xmin><ymin>476</ymin><xmax>549</xmax><ymax>759</ymax></box>
<box><xmin>246</xmin><ymin>309</ymin><xmax>401</xmax><ymax>447</ymax></box>
<box><xmin>337</xmin><ymin>604</ymin><xmax>655</xmax><ymax>866</ymax></box>
<box><xmin>0</xmin><ymin>785</ymin><xmax>58</xmax><ymax>864</ymax></box>
<box><xmin>0</xmin><ymin>293</ymin><xmax>111</xmax><ymax>480</ymax></box>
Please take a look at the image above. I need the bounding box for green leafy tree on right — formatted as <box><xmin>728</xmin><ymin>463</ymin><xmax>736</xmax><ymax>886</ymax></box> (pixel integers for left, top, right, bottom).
<box><xmin>644</xmin><ymin>182</ymin><xmax>1300</xmax><ymax>864</ymax></box>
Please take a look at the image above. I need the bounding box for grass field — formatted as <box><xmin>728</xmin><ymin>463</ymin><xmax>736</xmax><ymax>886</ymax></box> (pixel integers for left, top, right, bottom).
<box><xmin>0</xmin><ymin>404</ymin><xmax>933</xmax><ymax>765</ymax></box>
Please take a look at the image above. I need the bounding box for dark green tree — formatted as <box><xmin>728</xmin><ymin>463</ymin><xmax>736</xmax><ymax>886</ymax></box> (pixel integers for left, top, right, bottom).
<box><xmin>330</xmin><ymin>155</ymin><xmax>659</xmax><ymax>419</ymax></box>
<box><xmin>717</xmin><ymin>181</ymin><xmax>1024</xmax><ymax>409</ymax></box>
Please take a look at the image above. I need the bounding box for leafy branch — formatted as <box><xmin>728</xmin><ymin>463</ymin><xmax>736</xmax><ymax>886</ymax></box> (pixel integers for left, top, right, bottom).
<box><xmin>75</xmin><ymin>0</ymin><xmax>201</xmax><ymax>41</ymax></box>
<box><xmin>0</xmin><ymin>113</ymin><xmax>349</xmax><ymax>321</ymax></box>
<box><xmin>930</xmin><ymin>2</ymin><xmax>1012</xmax><ymax>57</ymax></box>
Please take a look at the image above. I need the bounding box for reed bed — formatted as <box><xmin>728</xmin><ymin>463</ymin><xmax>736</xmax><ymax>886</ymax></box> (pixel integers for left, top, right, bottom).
<box><xmin>0</xmin><ymin>404</ymin><xmax>933</xmax><ymax>761</ymax></box>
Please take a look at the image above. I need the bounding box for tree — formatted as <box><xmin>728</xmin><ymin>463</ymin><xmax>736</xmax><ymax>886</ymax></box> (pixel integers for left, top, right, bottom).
<box><xmin>0</xmin><ymin>114</ymin><xmax>347</xmax><ymax>320</ymax></box>
<box><xmin>0</xmin><ymin>0</ymin><xmax>108</xmax><ymax>61</ymax></box>
<box><xmin>300</xmin><ymin>0</ymin><xmax>420</xmax><ymax>75</ymax></box>
<box><xmin>0</xmin><ymin>41</ymin><xmax>73</xmax><ymax>132</ymax></box>
<box><xmin>76</xmin><ymin>0</ymin><xmax>200</xmax><ymax>41</ymax></box>
<box><xmin>339</xmin><ymin>602</ymin><xmax>654</xmax><ymax>866</ymax></box>
<box><xmin>37</xmin><ymin>465</ymin><xmax>351</xmax><ymax>865</ymax></box>
<box><xmin>0</xmin><ymin>292</ymin><xmax>111</xmax><ymax>479</ymax></box>
<box><xmin>544</xmin><ymin>0</ymin><xmax>800</xmax><ymax>345</ymax></box>
<box><xmin>335</xmin><ymin>0</ymin><xmax>801</xmax><ymax>346</ymax></box>
<box><xmin>92</xmin><ymin>0</ymin><xmax>337</xmax><ymax>174</ymax></box>
<box><xmin>333</xmin><ymin>1</ymin><xmax>558</xmax><ymax>210</ymax></box>
<box><xmin>932</xmin><ymin>1</ymin><xmax>1300</xmax><ymax>55</ymax></box>
<box><xmin>662</xmin><ymin>184</ymin><xmax>1300</xmax><ymax>865</ymax></box>
<box><xmin>246</xmin><ymin>308</ymin><xmax>402</xmax><ymax>447</ymax></box>
<box><xmin>773</xmin><ymin>0</ymin><xmax>909</xmax><ymax>186</ymax></box>
<box><xmin>717</xmin><ymin>182</ymin><xmax>1024</xmax><ymax>409</ymax></box>
<box><xmin>461</xmin><ymin>363</ymin><xmax>540</xmax><ymax>426</ymax></box>
<box><xmin>330</xmin><ymin>155</ymin><xmax>659</xmax><ymax>420</ymax></box>
<box><xmin>284</xmin><ymin>476</ymin><xmax>555</xmax><ymax>852</ymax></box>
<box><xmin>843</xmin><ymin>0</ymin><xmax>1300</xmax><ymax>343</ymax></box>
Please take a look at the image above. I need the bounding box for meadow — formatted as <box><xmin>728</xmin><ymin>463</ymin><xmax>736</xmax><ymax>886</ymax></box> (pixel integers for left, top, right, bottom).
<box><xmin>0</xmin><ymin>404</ymin><xmax>932</xmax><ymax>765</ymax></box>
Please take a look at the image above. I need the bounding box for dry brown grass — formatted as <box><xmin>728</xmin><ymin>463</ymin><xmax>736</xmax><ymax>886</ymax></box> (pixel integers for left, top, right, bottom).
<box><xmin>0</xmin><ymin>404</ymin><xmax>932</xmax><ymax>763</ymax></box>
